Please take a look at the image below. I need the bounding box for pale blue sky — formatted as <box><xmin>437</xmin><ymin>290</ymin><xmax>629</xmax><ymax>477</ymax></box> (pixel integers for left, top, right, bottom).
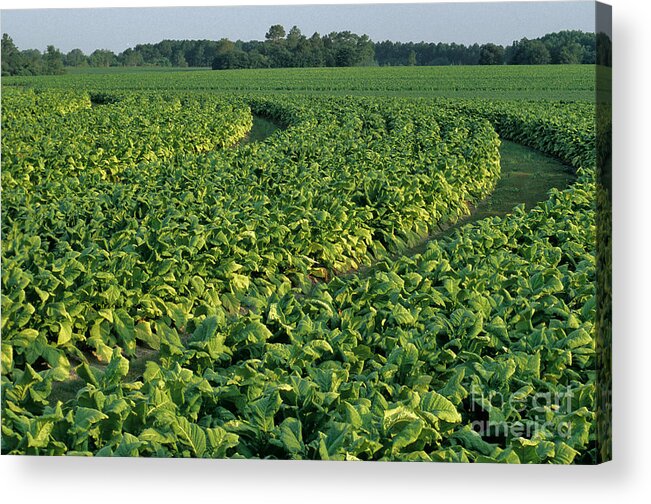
<box><xmin>1</xmin><ymin>2</ymin><xmax>596</xmax><ymax>54</ymax></box>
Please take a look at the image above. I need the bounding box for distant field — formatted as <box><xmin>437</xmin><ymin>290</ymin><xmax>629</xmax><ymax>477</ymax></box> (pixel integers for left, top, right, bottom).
<box><xmin>4</xmin><ymin>64</ymin><xmax>598</xmax><ymax>101</ymax></box>
<box><xmin>64</xmin><ymin>66</ymin><xmax>211</xmax><ymax>75</ymax></box>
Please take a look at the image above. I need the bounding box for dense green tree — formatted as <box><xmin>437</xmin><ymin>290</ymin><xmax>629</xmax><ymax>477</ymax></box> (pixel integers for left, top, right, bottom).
<box><xmin>478</xmin><ymin>43</ymin><xmax>504</xmax><ymax>65</ymax></box>
<box><xmin>540</xmin><ymin>30</ymin><xmax>595</xmax><ymax>64</ymax></box>
<box><xmin>286</xmin><ymin>26</ymin><xmax>303</xmax><ymax>48</ymax></box>
<box><xmin>247</xmin><ymin>50</ymin><xmax>270</xmax><ymax>69</ymax></box>
<box><xmin>321</xmin><ymin>31</ymin><xmax>374</xmax><ymax>67</ymax></box>
<box><xmin>187</xmin><ymin>44</ymin><xmax>206</xmax><ymax>67</ymax></box>
<box><xmin>215</xmin><ymin>38</ymin><xmax>236</xmax><ymax>56</ymax></box>
<box><xmin>407</xmin><ymin>49</ymin><xmax>417</xmax><ymax>66</ymax></box>
<box><xmin>65</xmin><ymin>48</ymin><xmax>88</xmax><ymax>67</ymax></box>
<box><xmin>526</xmin><ymin>40</ymin><xmax>551</xmax><ymax>64</ymax></box>
<box><xmin>158</xmin><ymin>40</ymin><xmax>173</xmax><ymax>59</ymax></box>
<box><xmin>119</xmin><ymin>48</ymin><xmax>144</xmax><ymax>66</ymax></box>
<box><xmin>21</xmin><ymin>49</ymin><xmax>44</xmax><ymax>74</ymax></box>
<box><xmin>43</xmin><ymin>45</ymin><xmax>65</xmax><ymax>74</ymax></box>
<box><xmin>559</xmin><ymin>42</ymin><xmax>584</xmax><ymax>64</ymax></box>
<box><xmin>265</xmin><ymin>43</ymin><xmax>293</xmax><ymax>68</ymax></box>
<box><xmin>374</xmin><ymin>39</ymin><xmax>480</xmax><ymax>66</ymax></box>
<box><xmin>171</xmin><ymin>48</ymin><xmax>188</xmax><ymax>67</ymax></box>
<box><xmin>510</xmin><ymin>39</ymin><xmax>551</xmax><ymax>65</ymax></box>
<box><xmin>265</xmin><ymin>24</ymin><xmax>286</xmax><ymax>42</ymax></box>
<box><xmin>1</xmin><ymin>28</ymin><xmax>598</xmax><ymax>74</ymax></box>
<box><xmin>131</xmin><ymin>43</ymin><xmax>162</xmax><ymax>63</ymax></box>
<box><xmin>212</xmin><ymin>49</ymin><xmax>250</xmax><ymax>69</ymax></box>
<box><xmin>307</xmin><ymin>32</ymin><xmax>326</xmax><ymax>67</ymax></box>
<box><xmin>1</xmin><ymin>33</ymin><xmax>25</xmax><ymax>76</ymax></box>
<box><xmin>89</xmin><ymin>49</ymin><xmax>117</xmax><ymax>67</ymax></box>
<box><xmin>152</xmin><ymin>57</ymin><xmax>171</xmax><ymax>67</ymax></box>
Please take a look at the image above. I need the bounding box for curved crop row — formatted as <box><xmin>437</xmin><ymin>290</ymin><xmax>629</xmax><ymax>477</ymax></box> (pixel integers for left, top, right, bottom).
<box><xmin>1</xmin><ymin>89</ymin><xmax>253</xmax><ymax>191</ymax></box>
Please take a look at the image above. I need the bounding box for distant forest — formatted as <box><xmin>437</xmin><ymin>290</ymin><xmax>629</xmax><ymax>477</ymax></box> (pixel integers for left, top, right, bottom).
<box><xmin>2</xmin><ymin>26</ymin><xmax>606</xmax><ymax>77</ymax></box>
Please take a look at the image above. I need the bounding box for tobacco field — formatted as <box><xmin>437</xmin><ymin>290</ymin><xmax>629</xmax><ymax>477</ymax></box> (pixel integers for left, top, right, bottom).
<box><xmin>1</xmin><ymin>65</ymin><xmax>606</xmax><ymax>462</ymax></box>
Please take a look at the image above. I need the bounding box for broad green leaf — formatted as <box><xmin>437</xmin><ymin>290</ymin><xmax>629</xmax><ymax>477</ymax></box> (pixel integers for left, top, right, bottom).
<box><xmin>27</xmin><ymin>420</ymin><xmax>54</xmax><ymax>449</ymax></box>
<box><xmin>101</xmin><ymin>348</ymin><xmax>129</xmax><ymax>386</ymax></box>
<box><xmin>1</xmin><ymin>344</ymin><xmax>13</xmax><ymax>374</ymax></box>
<box><xmin>205</xmin><ymin>426</ymin><xmax>239</xmax><ymax>458</ymax></box>
<box><xmin>57</xmin><ymin>321</ymin><xmax>73</xmax><ymax>346</ymax></box>
<box><xmin>389</xmin><ymin>418</ymin><xmax>423</xmax><ymax>453</ymax></box>
<box><xmin>12</xmin><ymin>328</ymin><xmax>39</xmax><ymax>348</ymax></box>
<box><xmin>113</xmin><ymin>309</ymin><xmax>136</xmax><ymax>354</ymax></box>
<box><xmin>75</xmin><ymin>362</ymin><xmax>99</xmax><ymax>387</ymax></box>
<box><xmin>174</xmin><ymin>417</ymin><xmax>207</xmax><ymax>457</ymax></box>
<box><xmin>451</xmin><ymin>426</ymin><xmax>495</xmax><ymax>456</ymax></box>
<box><xmin>553</xmin><ymin>441</ymin><xmax>579</xmax><ymax>464</ymax></box>
<box><xmin>108</xmin><ymin>433</ymin><xmax>145</xmax><ymax>457</ymax></box>
<box><xmin>278</xmin><ymin>417</ymin><xmax>304</xmax><ymax>455</ymax></box>
<box><xmin>438</xmin><ymin>368</ymin><xmax>467</xmax><ymax>405</ymax></box>
<box><xmin>391</xmin><ymin>304</ymin><xmax>415</xmax><ymax>326</ymax></box>
<box><xmin>342</xmin><ymin>401</ymin><xmax>363</xmax><ymax>429</ymax></box>
<box><xmin>239</xmin><ymin>321</ymin><xmax>273</xmax><ymax>345</ymax></box>
<box><xmin>73</xmin><ymin>407</ymin><xmax>108</xmax><ymax>432</ymax></box>
<box><xmin>134</xmin><ymin>320</ymin><xmax>160</xmax><ymax>350</ymax></box>
<box><xmin>383</xmin><ymin>406</ymin><xmax>420</xmax><ymax>432</ymax></box>
<box><xmin>248</xmin><ymin>391</ymin><xmax>282</xmax><ymax>432</ymax></box>
<box><xmin>560</xmin><ymin>328</ymin><xmax>593</xmax><ymax>350</ymax></box>
<box><xmin>420</xmin><ymin>391</ymin><xmax>462</xmax><ymax>423</ymax></box>
<box><xmin>231</xmin><ymin>274</ymin><xmax>250</xmax><ymax>292</ymax></box>
<box><xmin>140</xmin><ymin>428</ymin><xmax>176</xmax><ymax>445</ymax></box>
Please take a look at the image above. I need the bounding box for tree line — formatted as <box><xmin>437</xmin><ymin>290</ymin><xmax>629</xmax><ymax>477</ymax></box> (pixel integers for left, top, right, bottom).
<box><xmin>2</xmin><ymin>27</ymin><xmax>600</xmax><ymax>76</ymax></box>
